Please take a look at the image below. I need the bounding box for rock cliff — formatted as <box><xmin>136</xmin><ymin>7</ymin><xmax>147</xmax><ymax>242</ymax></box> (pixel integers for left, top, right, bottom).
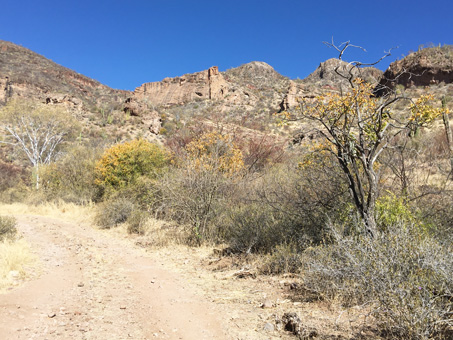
<box><xmin>124</xmin><ymin>62</ymin><xmax>291</xmax><ymax>133</ymax></box>
<box><xmin>126</xmin><ymin>66</ymin><xmax>228</xmax><ymax>111</ymax></box>
<box><xmin>376</xmin><ymin>46</ymin><xmax>453</xmax><ymax>95</ymax></box>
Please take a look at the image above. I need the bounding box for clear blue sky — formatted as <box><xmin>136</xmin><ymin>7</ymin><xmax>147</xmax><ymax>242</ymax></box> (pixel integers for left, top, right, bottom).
<box><xmin>1</xmin><ymin>0</ymin><xmax>452</xmax><ymax>91</ymax></box>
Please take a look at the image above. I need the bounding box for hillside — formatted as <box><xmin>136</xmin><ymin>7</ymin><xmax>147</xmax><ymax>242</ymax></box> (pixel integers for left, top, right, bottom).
<box><xmin>1</xmin><ymin>40</ymin><xmax>452</xmax><ymax>144</ymax></box>
<box><xmin>0</xmin><ymin>40</ymin><xmax>129</xmax><ymax>113</ymax></box>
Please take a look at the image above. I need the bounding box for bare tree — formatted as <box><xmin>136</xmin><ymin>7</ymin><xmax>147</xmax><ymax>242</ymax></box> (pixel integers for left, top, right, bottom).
<box><xmin>292</xmin><ymin>40</ymin><xmax>443</xmax><ymax>235</ymax></box>
<box><xmin>0</xmin><ymin>99</ymin><xmax>77</xmax><ymax>189</ymax></box>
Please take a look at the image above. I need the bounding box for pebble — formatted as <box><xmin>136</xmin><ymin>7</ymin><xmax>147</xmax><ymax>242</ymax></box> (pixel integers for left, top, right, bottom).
<box><xmin>261</xmin><ymin>299</ymin><xmax>273</xmax><ymax>308</ymax></box>
<box><xmin>263</xmin><ymin>322</ymin><xmax>275</xmax><ymax>332</ymax></box>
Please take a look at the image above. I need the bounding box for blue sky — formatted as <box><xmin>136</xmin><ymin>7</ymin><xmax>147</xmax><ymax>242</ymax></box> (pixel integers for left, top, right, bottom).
<box><xmin>1</xmin><ymin>0</ymin><xmax>452</xmax><ymax>91</ymax></box>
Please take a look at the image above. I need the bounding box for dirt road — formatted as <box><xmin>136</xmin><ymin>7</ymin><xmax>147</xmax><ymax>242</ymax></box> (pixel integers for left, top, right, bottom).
<box><xmin>0</xmin><ymin>215</ymin><xmax>227</xmax><ymax>340</ymax></box>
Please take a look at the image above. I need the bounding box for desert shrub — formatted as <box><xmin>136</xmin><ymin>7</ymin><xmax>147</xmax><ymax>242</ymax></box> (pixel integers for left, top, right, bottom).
<box><xmin>158</xmin><ymin>131</ymin><xmax>244</xmax><ymax>245</ymax></box>
<box><xmin>123</xmin><ymin>176</ymin><xmax>162</xmax><ymax>212</ymax></box>
<box><xmin>185</xmin><ymin>131</ymin><xmax>245</xmax><ymax>175</ymax></box>
<box><xmin>40</xmin><ymin>144</ymin><xmax>102</xmax><ymax>204</ymax></box>
<box><xmin>158</xmin><ymin>165</ymin><xmax>233</xmax><ymax>245</ymax></box>
<box><xmin>256</xmin><ymin>159</ymin><xmax>349</xmax><ymax>243</ymax></box>
<box><xmin>219</xmin><ymin>133</ymin><xmax>287</xmax><ymax>173</ymax></box>
<box><xmin>259</xmin><ymin>243</ymin><xmax>303</xmax><ymax>274</ymax></box>
<box><xmin>0</xmin><ymin>216</ymin><xmax>17</xmax><ymax>241</ymax></box>
<box><xmin>216</xmin><ymin>155</ymin><xmax>350</xmax><ymax>254</ymax></box>
<box><xmin>0</xmin><ymin>160</ymin><xmax>30</xmax><ymax>203</ymax></box>
<box><xmin>127</xmin><ymin>210</ymin><xmax>148</xmax><ymax>235</ymax></box>
<box><xmin>221</xmin><ymin>200</ymin><xmax>296</xmax><ymax>253</ymax></box>
<box><xmin>94</xmin><ymin>195</ymin><xmax>135</xmax><ymax>229</ymax></box>
<box><xmin>303</xmin><ymin>223</ymin><xmax>453</xmax><ymax>339</ymax></box>
<box><xmin>0</xmin><ymin>161</ymin><xmax>28</xmax><ymax>192</ymax></box>
<box><xmin>415</xmin><ymin>190</ymin><xmax>453</xmax><ymax>245</ymax></box>
<box><xmin>94</xmin><ymin>139</ymin><xmax>168</xmax><ymax>197</ymax></box>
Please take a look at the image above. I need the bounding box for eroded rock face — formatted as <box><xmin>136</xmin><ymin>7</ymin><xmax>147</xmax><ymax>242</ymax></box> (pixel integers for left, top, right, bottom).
<box><xmin>129</xmin><ymin>66</ymin><xmax>228</xmax><ymax>108</ymax></box>
<box><xmin>377</xmin><ymin>46</ymin><xmax>453</xmax><ymax>95</ymax></box>
<box><xmin>123</xmin><ymin>66</ymin><xmax>231</xmax><ymax>134</ymax></box>
<box><xmin>125</xmin><ymin>62</ymin><xmax>291</xmax><ymax>120</ymax></box>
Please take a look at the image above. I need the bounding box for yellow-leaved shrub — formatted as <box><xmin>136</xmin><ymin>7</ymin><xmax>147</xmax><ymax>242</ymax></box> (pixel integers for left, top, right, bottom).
<box><xmin>94</xmin><ymin>139</ymin><xmax>168</xmax><ymax>195</ymax></box>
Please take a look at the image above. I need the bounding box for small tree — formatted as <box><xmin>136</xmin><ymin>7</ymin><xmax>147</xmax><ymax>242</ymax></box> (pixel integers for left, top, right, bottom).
<box><xmin>0</xmin><ymin>99</ymin><xmax>77</xmax><ymax>189</ymax></box>
<box><xmin>292</xmin><ymin>41</ymin><xmax>443</xmax><ymax>235</ymax></box>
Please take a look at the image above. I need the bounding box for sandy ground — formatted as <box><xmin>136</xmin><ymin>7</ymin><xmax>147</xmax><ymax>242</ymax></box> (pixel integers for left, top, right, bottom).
<box><xmin>0</xmin><ymin>215</ymin><xmax>227</xmax><ymax>340</ymax></box>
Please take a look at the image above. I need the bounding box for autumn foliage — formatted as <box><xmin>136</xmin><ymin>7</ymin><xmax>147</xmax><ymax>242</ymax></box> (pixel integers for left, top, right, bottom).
<box><xmin>94</xmin><ymin>139</ymin><xmax>168</xmax><ymax>193</ymax></box>
<box><xmin>185</xmin><ymin>131</ymin><xmax>244</xmax><ymax>176</ymax></box>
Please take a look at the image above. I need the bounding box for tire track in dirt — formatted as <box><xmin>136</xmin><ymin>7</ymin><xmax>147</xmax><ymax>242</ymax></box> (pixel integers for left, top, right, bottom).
<box><xmin>0</xmin><ymin>215</ymin><xmax>227</xmax><ymax>340</ymax></box>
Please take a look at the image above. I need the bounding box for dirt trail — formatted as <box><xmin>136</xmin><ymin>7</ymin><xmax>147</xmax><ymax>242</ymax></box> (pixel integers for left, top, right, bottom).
<box><xmin>0</xmin><ymin>215</ymin><xmax>227</xmax><ymax>340</ymax></box>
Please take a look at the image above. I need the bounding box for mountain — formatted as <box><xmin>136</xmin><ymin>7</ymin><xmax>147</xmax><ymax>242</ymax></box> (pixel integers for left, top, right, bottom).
<box><xmin>0</xmin><ymin>40</ymin><xmax>129</xmax><ymax>112</ymax></box>
<box><xmin>1</xmin><ymin>40</ymin><xmax>452</xmax><ymax>144</ymax></box>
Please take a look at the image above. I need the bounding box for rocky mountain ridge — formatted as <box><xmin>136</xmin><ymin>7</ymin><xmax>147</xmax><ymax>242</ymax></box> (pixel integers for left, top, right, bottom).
<box><xmin>0</xmin><ymin>40</ymin><xmax>129</xmax><ymax>114</ymax></box>
<box><xmin>1</xmin><ymin>40</ymin><xmax>452</xmax><ymax>142</ymax></box>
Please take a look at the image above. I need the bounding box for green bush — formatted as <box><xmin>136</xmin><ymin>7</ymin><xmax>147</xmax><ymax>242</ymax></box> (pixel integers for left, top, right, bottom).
<box><xmin>303</xmin><ymin>223</ymin><xmax>453</xmax><ymax>339</ymax></box>
<box><xmin>376</xmin><ymin>192</ymin><xmax>419</xmax><ymax>230</ymax></box>
<box><xmin>0</xmin><ymin>216</ymin><xmax>17</xmax><ymax>241</ymax></box>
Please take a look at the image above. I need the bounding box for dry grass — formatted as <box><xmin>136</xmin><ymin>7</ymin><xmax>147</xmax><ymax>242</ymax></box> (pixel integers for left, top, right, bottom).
<box><xmin>0</xmin><ymin>202</ymin><xmax>95</xmax><ymax>224</ymax></box>
<box><xmin>104</xmin><ymin>216</ymin><xmax>191</xmax><ymax>248</ymax></box>
<box><xmin>0</xmin><ymin>238</ymin><xmax>36</xmax><ymax>292</ymax></box>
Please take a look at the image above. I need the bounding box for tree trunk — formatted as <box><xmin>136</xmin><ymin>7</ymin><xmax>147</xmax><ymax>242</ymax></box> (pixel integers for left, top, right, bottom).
<box><xmin>362</xmin><ymin>211</ymin><xmax>377</xmax><ymax>237</ymax></box>
<box><xmin>441</xmin><ymin>101</ymin><xmax>453</xmax><ymax>173</ymax></box>
<box><xmin>443</xmin><ymin>112</ymin><xmax>453</xmax><ymax>172</ymax></box>
<box><xmin>34</xmin><ymin>164</ymin><xmax>40</xmax><ymax>190</ymax></box>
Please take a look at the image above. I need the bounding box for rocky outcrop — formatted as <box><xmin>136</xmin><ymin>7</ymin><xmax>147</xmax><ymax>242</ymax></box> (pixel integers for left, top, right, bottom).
<box><xmin>128</xmin><ymin>66</ymin><xmax>228</xmax><ymax>109</ymax></box>
<box><xmin>376</xmin><ymin>46</ymin><xmax>453</xmax><ymax>95</ymax></box>
<box><xmin>303</xmin><ymin>58</ymin><xmax>382</xmax><ymax>88</ymax></box>
<box><xmin>280</xmin><ymin>81</ymin><xmax>300</xmax><ymax>111</ymax></box>
<box><xmin>279</xmin><ymin>59</ymin><xmax>383</xmax><ymax>111</ymax></box>
<box><xmin>124</xmin><ymin>62</ymin><xmax>290</xmax><ymax>131</ymax></box>
<box><xmin>124</xmin><ymin>66</ymin><xmax>231</xmax><ymax>134</ymax></box>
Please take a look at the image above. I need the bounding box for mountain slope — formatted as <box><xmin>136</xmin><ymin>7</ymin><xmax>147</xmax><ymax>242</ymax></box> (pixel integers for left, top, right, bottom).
<box><xmin>0</xmin><ymin>41</ymin><xmax>129</xmax><ymax>111</ymax></box>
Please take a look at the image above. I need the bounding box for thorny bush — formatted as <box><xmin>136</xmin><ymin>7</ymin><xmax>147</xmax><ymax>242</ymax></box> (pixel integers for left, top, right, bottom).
<box><xmin>303</xmin><ymin>223</ymin><xmax>453</xmax><ymax>339</ymax></box>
